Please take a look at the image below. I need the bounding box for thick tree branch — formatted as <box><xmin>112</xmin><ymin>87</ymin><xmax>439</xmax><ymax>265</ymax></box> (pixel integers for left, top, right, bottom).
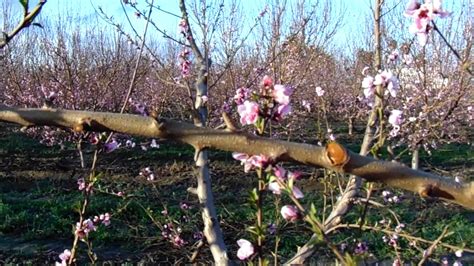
<box><xmin>0</xmin><ymin>106</ymin><xmax>472</xmax><ymax>209</ymax></box>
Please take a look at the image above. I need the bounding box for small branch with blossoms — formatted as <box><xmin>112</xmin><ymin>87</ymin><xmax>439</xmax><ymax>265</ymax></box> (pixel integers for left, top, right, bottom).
<box><xmin>0</xmin><ymin>105</ymin><xmax>472</xmax><ymax>210</ymax></box>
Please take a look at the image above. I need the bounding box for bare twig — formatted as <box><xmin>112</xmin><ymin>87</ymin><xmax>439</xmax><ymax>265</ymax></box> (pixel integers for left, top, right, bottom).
<box><xmin>0</xmin><ymin>0</ymin><xmax>47</xmax><ymax>49</ymax></box>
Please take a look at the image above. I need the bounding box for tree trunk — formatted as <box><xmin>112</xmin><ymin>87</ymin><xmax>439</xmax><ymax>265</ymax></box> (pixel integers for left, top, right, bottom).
<box><xmin>348</xmin><ymin>116</ymin><xmax>353</xmax><ymax>136</ymax></box>
<box><xmin>412</xmin><ymin>148</ymin><xmax>420</xmax><ymax>170</ymax></box>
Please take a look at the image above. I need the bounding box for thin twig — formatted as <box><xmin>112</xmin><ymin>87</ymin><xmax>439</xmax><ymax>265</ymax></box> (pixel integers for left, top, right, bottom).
<box><xmin>432</xmin><ymin>21</ymin><xmax>472</xmax><ymax>76</ymax></box>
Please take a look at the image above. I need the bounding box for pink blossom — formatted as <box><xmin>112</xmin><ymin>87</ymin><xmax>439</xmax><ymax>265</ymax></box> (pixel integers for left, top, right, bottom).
<box><xmin>273</xmin><ymin>165</ymin><xmax>287</xmax><ymax>180</ymax></box>
<box><xmin>389</xmin><ymin>110</ymin><xmax>404</xmax><ymax>127</ymax></box>
<box><xmin>288</xmin><ymin>170</ymin><xmax>302</xmax><ymax>180</ymax></box>
<box><xmin>58</xmin><ymin>249</ymin><xmax>71</xmax><ymax>264</ymax></box>
<box><xmin>292</xmin><ymin>185</ymin><xmax>304</xmax><ymax>199</ymax></box>
<box><xmin>233</xmin><ymin>87</ymin><xmax>250</xmax><ymax>105</ymax></box>
<box><xmin>441</xmin><ymin>257</ymin><xmax>449</xmax><ymax>265</ymax></box>
<box><xmin>125</xmin><ymin>139</ymin><xmax>136</xmax><ymax>148</ymax></box>
<box><xmin>362</xmin><ymin>75</ymin><xmax>374</xmax><ymax>89</ymax></box>
<box><xmin>405</xmin><ymin>0</ymin><xmax>450</xmax><ymax>46</ymax></box>
<box><xmin>75</xmin><ymin>218</ymin><xmax>96</xmax><ymax>239</ymax></box>
<box><xmin>104</xmin><ymin>139</ymin><xmax>119</xmax><ymax>153</ymax></box>
<box><xmin>181</xmin><ymin>60</ymin><xmax>191</xmax><ymax>77</ymax></box>
<box><xmin>408</xmin><ymin>6</ymin><xmax>431</xmax><ymax>46</ymax></box>
<box><xmin>302</xmin><ymin>100</ymin><xmax>311</xmax><ymax>112</ymax></box>
<box><xmin>389</xmin><ymin>109</ymin><xmax>403</xmax><ymax>137</ymax></box>
<box><xmin>180</xmin><ymin>202</ymin><xmax>191</xmax><ymax>210</ymax></box>
<box><xmin>315</xmin><ymin>86</ymin><xmax>325</xmax><ymax>97</ymax></box>
<box><xmin>268</xmin><ymin>223</ymin><xmax>277</xmax><ymax>234</ymax></box>
<box><xmin>268</xmin><ymin>182</ymin><xmax>282</xmax><ymax>194</ymax></box>
<box><xmin>248</xmin><ymin>155</ymin><xmax>269</xmax><ymax>169</ymax></box>
<box><xmin>178</xmin><ymin>19</ymin><xmax>188</xmax><ymax>36</ymax></box>
<box><xmin>45</xmin><ymin>91</ymin><xmax>58</xmax><ymax>102</ymax></box>
<box><xmin>262</xmin><ymin>75</ymin><xmax>273</xmax><ymax>87</ymax></box>
<box><xmin>236</xmin><ymin>239</ymin><xmax>254</xmax><ymax>260</ymax></box>
<box><xmin>426</xmin><ymin>0</ymin><xmax>450</xmax><ymax>17</ymax></box>
<box><xmin>133</xmin><ymin>103</ymin><xmax>147</xmax><ymax>116</ymax></box>
<box><xmin>173</xmin><ymin>235</ymin><xmax>186</xmax><ymax>247</ymax></box>
<box><xmin>232</xmin><ymin>153</ymin><xmax>268</xmax><ymax>172</ymax></box>
<box><xmin>374</xmin><ymin>70</ymin><xmax>399</xmax><ymax>97</ymax></box>
<box><xmin>354</xmin><ymin>241</ymin><xmax>368</xmax><ymax>254</ymax></box>
<box><xmin>275</xmin><ymin>104</ymin><xmax>292</xmax><ymax>121</ymax></box>
<box><xmin>83</xmin><ymin>219</ymin><xmax>96</xmax><ymax>233</ymax></box>
<box><xmin>404</xmin><ymin>0</ymin><xmax>422</xmax><ymax>16</ymax></box>
<box><xmin>272</xmin><ymin>84</ymin><xmax>292</xmax><ymax>105</ymax></box>
<box><xmin>89</xmin><ymin>133</ymin><xmax>99</xmax><ymax>145</ymax></box>
<box><xmin>362</xmin><ymin>75</ymin><xmax>375</xmax><ymax>99</ymax></box>
<box><xmin>100</xmin><ymin>213</ymin><xmax>111</xmax><ymax>226</ymax></box>
<box><xmin>281</xmin><ymin>205</ymin><xmax>299</xmax><ymax>222</ymax></box>
<box><xmin>150</xmin><ymin>139</ymin><xmax>160</xmax><ymax>149</ymax></box>
<box><xmin>232</xmin><ymin>152</ymin><xmax>249</xmax><ymax>162</ymax></box>
<box><xmin>393</xmin><ymin>259</ymin><xmax>401</xmax><ymax>266</ymax></box>
<box><xmin>77</xmin><ymin>178</ymin><xmax>86</xmax><ymax>191</ymax></box>
<box><xmin>237</xmin><ymin>100</ymin><xmax>259</xmax><ymax>125</ymax></box>
<box><xmin>139</xmin><ymin>167</ymin><xmax>156</xmax><ymax>181</ymax></box>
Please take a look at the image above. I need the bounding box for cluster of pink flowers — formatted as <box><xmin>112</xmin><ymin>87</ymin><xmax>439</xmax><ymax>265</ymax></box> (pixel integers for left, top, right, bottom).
<box><xmin>178</xmin><ymin>49</ymin><xmax>191</xmax><ymax>77</ymax></box>
<box><xmin>301</xmin><ymin>100</ymin><xmax>311</xmax><ymax>112</ymax></box>
<box><xmin>77</xmin><ymin>177</ymin><xmax>93</xmax><ymax>193</ymax></box>
<box><xmin>280</xmin><ymin>205</ymin><xmax>300</xmax><ymax>222</ymax></box>
<box><xmin>103</xmin><ymin>139</ymin><xmax>120</xmax><ymax>153</ymax></box>
<box><xmin>162</xmin><ymin>222</ymin><xmax>187</xmax><ymax>248</ymax></box>
<box><xmin>267</xmin><ymin>165</ymin><xmax>303</xmax><ymax>199</ymax></box>
<box><xmin>362</xmin><ymin>70</ymin><xmax>400</xmax><ymax>101</ymax></box>
<box><xmin>237</xmin><ymin>101</ymin><xmax>260</xmax><ymax>125</ymax></box>
<box><xmin>177</xmin><ymin>19</ymin><xmax>188</xmax><ymax>38</ymax></box>
<box><xmin>128</xmin><ymin>98</ymin><xmax>148</xmax><ymax>116</ymax></box>
<box><xmin>382</xmin><ymin>190</ymin><xmax>403</xmax><ymax>203</ymax></box>
<box><xmin>382</xmin><ymin>223</ymin><xmax>405</xmax><ymax>247</ymax></box>
<box><xmin>234</xmin><ymin>75</ymin><xmax>293</xmax><ymax>127</ymax></box>
<box><xmin>315</xmin><ymin>86</ymin><xmax>325</xmax><ymax>97</ymax></box>
<box><xmin>405</xmin><ymin>0</ymin><xmax>450</xmax><ymax>46</ymax></box>
<box><xmin>388</xmin><ymin>110</ymin><xmax>404</xmax><ymax>137</ymax></box>
<box><xmin>139</xmin><ymin>167</ymin><xmax>155</xmax><ymax>181</ymax></box>
<box><xmin>354</xmin><ymin>241</ymin><xmax>369</xmax><ymax>254</ymax></box>
<box><xmin>56</xmin><ymin>249</ymin><xmax>71</xmax><ymax>266</ymax></box>
<box><xmin>233</xmin><ymin>87</ymin><xmax>251</xmax><ymax>105</ymax></box>
<box><xmin>75</xmin><ymin>213</ymin><xmax>110</xmax><ymax>239</ymax></box>
<box><xmin>232</xmin><ymin>152</ymin><xmax>269</xmax><ymax>173</ymax></box>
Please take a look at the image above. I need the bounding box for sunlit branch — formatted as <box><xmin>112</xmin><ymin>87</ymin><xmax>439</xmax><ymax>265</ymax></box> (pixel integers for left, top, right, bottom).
<box><xmin>0</xmin><ymin>106</ymin><xmax>472</xmax><ymax>210</ymax></box>
<box><xmin>0</xmin><ymin>0</ymin><xmax>47</xmax><ymax>49</ymax></box>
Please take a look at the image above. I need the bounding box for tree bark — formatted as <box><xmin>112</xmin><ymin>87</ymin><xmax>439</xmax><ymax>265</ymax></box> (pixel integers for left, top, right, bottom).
<box><xmin>348</xmin><ymin>116</ymin><xmax>353</xmax><ymax>136</ymax></box>
<box><xmin>0</xmin><ymin>106</ymin><xmax>471</xmax><ymax>210</ymax></box>
<box><xmin>412</xmin><ymin>148</ymin><xmax>420</xmax><ymax>170</ymax></box>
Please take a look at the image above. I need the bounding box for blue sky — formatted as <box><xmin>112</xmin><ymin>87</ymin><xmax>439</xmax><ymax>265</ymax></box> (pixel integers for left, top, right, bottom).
<box><xmin>2</xmin><ymin>0</ymin><xmax>366</xmax><ymax>44</ymax></box>
<box><xmin>1</xmin><ymin>0</ymin><xmax>466</xmax><ymax>53</ymax></box>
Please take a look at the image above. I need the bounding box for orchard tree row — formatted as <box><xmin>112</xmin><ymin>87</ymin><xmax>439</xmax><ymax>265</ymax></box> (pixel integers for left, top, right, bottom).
<box><xmin>0</xmin><ymin>0</ymin><xmax>472</xmax><ymax>265</ymax></box>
